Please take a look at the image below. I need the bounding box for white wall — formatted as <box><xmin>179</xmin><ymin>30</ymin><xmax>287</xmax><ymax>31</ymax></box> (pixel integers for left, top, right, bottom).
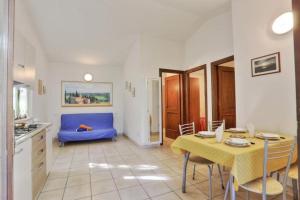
<box><xmin>123</xmin><ymin>35</ymin><xmax>184</xmax><ymax>145</ymax></box>
<box><xmin>232</xmin><ymin>0</ymin><xmax>297</xmax><ymax>135</ymax></box>
<box><xmin>47</xmin><ymin>63</ymin><xmax>124</xmax><ymax>137</ymax></box>
<box><xmin>15</xmin><ymin>0</ymin><xmax>49</xmax><ymax>121</ymax></box>
<box><xmin>184</xmin><ymin>10</ymin><xmax>234</xmax><ymax>122</ymax></box>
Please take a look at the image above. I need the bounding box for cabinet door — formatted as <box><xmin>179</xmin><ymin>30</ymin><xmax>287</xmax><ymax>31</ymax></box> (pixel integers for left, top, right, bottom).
<box><xmin>24</xmin><ymin>41</ymin><xmax>36</xmax><ymax>87</ymax></box>
<box><xmin>14</xmin><ymin>139</ymin><xmax>32</xmax><ymax>200</ymax></box>
<box><xmin>13</xmin><ymin>31</ymin><xmax>26</xmax><ymax>83</ymax></box>
<box><xmin>46</xmin><ymin>127</ymin><xmax>53</xmax><ymax>174</ymax></box>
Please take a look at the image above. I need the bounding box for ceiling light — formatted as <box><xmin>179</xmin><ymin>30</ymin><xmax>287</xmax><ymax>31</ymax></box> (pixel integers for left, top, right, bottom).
<box><xmin>272</xmin><ymin>12</ymin><xmax>294</xmax><ymax>35</ymax></box>
<box><xmin>84</xmin><ymin>73</ymin><xmax>93</xmax><ymax>82</ymax></box>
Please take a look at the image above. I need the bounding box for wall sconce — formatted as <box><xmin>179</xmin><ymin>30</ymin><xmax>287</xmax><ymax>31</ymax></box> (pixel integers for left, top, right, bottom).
<box><xmin>84</xmin><ymin>73</ymin><xmax>93</xmax><ymax>82</ymax></box>
<box><xmin>272</xmin><ymin>12</ymin><xmax>294</xmax><ymax>35</ymax></box>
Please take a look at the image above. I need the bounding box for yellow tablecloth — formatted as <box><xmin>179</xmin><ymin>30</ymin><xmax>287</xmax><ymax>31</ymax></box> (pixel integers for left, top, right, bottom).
<box><xmin>171</xmin><ymin>132</ymin><xmax>297</xmax><ymax>189</ymax></box>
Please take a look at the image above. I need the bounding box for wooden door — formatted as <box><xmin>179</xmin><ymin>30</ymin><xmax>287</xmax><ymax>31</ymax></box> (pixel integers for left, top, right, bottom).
<box><xmin>189</xmin><ymin>77</ymin><xmax>200</xmax><ymax>132</ymax></box>
<box><xmin>218</xmin><ymin>66</ymin><xmax>236</xmax><ymax>128</ymax></box>
<box><xmin>165</xmin><ymin>75</ymin><xmax>181</xmax><ymax>139</ymax></box>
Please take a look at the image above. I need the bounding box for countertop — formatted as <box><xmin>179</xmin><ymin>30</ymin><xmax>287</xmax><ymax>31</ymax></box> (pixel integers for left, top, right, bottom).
<box><xmin>15</xmin><ymin>122</ymin><xmax>52</xmax><ymax>146</ymax></box>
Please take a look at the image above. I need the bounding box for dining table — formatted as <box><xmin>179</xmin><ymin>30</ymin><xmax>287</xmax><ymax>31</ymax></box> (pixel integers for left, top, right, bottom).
<box><xmin>171</xmin><ymin>131</ymin><xmax>297</xmax><ymax>200</ymax></box>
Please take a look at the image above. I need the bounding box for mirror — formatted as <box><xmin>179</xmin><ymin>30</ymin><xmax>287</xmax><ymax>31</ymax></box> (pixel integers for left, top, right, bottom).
<box><xmin>147</xmin><ymin>78</ymin><xmax>160</xmax><ymax>143</ymax></box>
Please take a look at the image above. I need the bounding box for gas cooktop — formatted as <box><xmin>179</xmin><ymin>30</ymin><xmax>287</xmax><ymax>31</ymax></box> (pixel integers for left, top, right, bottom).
<box><xmin>14</xmin><ymin>124</ymin><xmax>41</xmax><ymax>139</ymax></box>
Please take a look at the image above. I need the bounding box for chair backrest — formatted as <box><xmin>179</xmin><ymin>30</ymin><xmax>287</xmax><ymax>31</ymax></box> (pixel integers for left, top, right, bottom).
<box><xmin>179</xmin><ymin>122</ymin><xmax>195</xmax><ymax>135</ymax></box>
<box><xmin>208</xmin><ymin>120</ymin><xmax>225</xmax><ymax>131</ymax></box>
<box><xmin>262</xmin><ymin>139</ymin><xmax>296</xmax><ymax>199</ymax></box>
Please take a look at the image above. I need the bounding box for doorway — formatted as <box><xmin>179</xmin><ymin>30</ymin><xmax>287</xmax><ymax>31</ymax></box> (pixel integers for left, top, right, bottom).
<box><xmin>186</xmin><ymin>65</ymin><xmax>208</xmax><ymax>132</ymax></box>
<box><xmin>159</xmin><ymin>69</ymin><xmax>185</xmax><ymax>145</ymax></box>
<box><xmin>211</xmin><ymin>56</ymin><xmax>236</xmax><ymax>129</ymax></box>
<box><xmin>147</xmin><ymin>78</ymin><xmax>160</xmax><ymax>143</ymax></box>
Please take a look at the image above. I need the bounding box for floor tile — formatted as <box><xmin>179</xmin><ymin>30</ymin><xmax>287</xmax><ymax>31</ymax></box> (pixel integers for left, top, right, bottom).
<box><xmin>174</xmin><ymin>185</ymin><xmax>208</xmax><ymax>200</ymax></box>
<box><xmin>114</xmin><ymin>177</ymin><xmax>139</xmax><ymax>189</ymax></box>
<box><xmin>63</xmin><ymin>184</ymin><xmax>91</xmax><ymax>200</ymax></box>
<box><xmin>43</xmin><ymin>178</ymin><xmax>67</xmax><ymax>192</ymax></box>
<box><xmin>91</xmin><ymin>179</ymin><xmax>116</xmax><ymax>196</ymax></box>
<box><xmin>92</xmin><ymin>191</ymin><xmax>120</xmax><ymax>200</ymax></box>
<box><xmin>118</xmin><ymin>186</ymin><xmax>149</xmax><ymax>200</ymax></box>
<box><xmin>67</xmin><ymin>174</ymin><xmax>90</xmax><ymax>187</ymax></box>
<box><xmin>38</xmin><ymin>189</ymin><xmax>64</xmax><ymax>200</ymax></box>
<box><xmin>142</xmin><ymin>182</ymin><xmax>171</xmax><ymax>197</ymax></box>
<box><xmin>90</xmin><ymin>171</ymin><xmax>112</xmax><ymax>182</ymax></box>
<box><xmin>151</xmin><ymin>192</ymin><xmax>181</xmax><ymax>200</ymax></box>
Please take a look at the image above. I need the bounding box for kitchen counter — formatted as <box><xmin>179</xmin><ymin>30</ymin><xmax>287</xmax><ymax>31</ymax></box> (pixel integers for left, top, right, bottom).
<box><xmin>15</xmin><ymin>122</ymin><xmax>52</xmax><ymax>146</ymax></box>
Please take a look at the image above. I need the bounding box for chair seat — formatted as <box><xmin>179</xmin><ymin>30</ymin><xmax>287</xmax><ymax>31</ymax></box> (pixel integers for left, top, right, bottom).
<box><xmin>288</xmin><ymin>165</ymin><xmax>298</xmax><ymax>180</ymax></box>
<box><xmin>240</xmin><ymin>177</ymin><xmax>283</xmax><ymax>196</ymax></box>
<box><xmin>189</xmin><ymin>155</ymin><xmax>213</xmax><ymax>165</ymax></box>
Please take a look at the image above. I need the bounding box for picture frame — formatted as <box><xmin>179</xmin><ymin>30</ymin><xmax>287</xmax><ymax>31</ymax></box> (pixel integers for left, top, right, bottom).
<box><xmin>61</xmin><ymin>81</ymin><xmax>113</xmax><ymax>107</ymax></box>
<box><xmin>38</xmin><ymin>79</ymin><xmax>43</xmax><ymax>95</ymax></box>
<box><xmin>251</xmin><ymin>52</ymin><xmax>281</xmax><ymax>77</ymax></box>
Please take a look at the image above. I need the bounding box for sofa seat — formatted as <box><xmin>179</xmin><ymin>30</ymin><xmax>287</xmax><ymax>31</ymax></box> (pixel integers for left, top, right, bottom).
<box><xmin>58</xmin><ymin>128</ymin><xmax>117</xmax><ymax>143</ymax></box>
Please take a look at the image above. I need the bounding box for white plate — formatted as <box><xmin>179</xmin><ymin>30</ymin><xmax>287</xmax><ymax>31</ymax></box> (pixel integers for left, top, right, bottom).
<box><xmin>196</xmin><ymin>131</ymin><xmax>215</xmax><ymax>138</ymax></box>
<box><xmin>255</xmin><ymin>133</ymin><xmax>280</xmax><ymax>140</ymax></box>
<box><xmin>225</xmin><ymin>138</ymin><xmax>250</xmax><ymax>147</ymax></box>
<box><xmin>227</xmin><ymin>128</ymin><xmax>247</xmax><ymax>133</ymax></box>
<box><xmin>228</xmin><ymin>138</ymin><xmax>249</xmax><ymax>145</ymax></box>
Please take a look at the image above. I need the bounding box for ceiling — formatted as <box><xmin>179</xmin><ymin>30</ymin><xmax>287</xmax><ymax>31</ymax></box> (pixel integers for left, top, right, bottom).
<box><xmin>23</xmin><ymin>0</ymin><xmax>230</xmax><ymax>66</ymax></box>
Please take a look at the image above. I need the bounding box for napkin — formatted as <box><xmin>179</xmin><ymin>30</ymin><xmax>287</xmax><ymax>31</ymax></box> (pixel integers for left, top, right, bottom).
<box><xmin>215</xmin><ymin>123</ymin><xmax>224</xmax><ymax>143</ymax></box>
<box><xmin>246</xmin><ymin>123</ymin><xmax>255</xmax><ymax>137</ymax></box>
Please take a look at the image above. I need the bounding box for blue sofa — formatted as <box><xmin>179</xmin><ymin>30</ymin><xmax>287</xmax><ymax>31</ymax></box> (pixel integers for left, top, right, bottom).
<box><xmin>58</xmin><ymin>113</ymin><xmax>117</xmax><ymax>145</ymax></box>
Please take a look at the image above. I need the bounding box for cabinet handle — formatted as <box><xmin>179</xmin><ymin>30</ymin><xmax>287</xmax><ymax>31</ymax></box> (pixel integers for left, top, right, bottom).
<box><xmin>40</xmin><ymin>135</ymin><xmax>44</xmax><ymax>141</ymax></box>
<box><xmin>38</xmin><ymin>162</ymin><xmax>44</xmax><ymax>169</ymax></box>
<box><xmin>40</xmin><ymin>148</ymin><xmax>44</xmax><ymax>153</ymax></box>
<box><xmin>15</xmin><ymin>148</ymin><xmax>23</xmax><ymax>155</ymax></box>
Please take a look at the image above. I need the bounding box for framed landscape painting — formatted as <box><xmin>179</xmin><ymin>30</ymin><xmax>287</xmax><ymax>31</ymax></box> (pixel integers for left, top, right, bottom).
<box><xmin>62</xmin><ymin>81</ymin><xmax>113</xmax><ymax>107</ymax></box>
<box><xmin>251</xmin><ymin>52</ymin><xmax>281</xmax><ymax>77</ymax></box>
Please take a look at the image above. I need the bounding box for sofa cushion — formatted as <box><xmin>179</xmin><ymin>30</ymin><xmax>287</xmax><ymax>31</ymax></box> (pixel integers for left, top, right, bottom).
<box><xmin>58</xmin><ymin>128</ymin><xmax>117</xmax><ymax>143</ymax></box>
<box><xmin>61</xmin><ymin>113</ymin><xmax>114</xmax><ymax>131</ymax></box>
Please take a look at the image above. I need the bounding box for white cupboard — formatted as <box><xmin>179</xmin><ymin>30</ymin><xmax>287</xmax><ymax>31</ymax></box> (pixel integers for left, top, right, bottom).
<box><xmin>13</xmin><ymin>31</ymin><xmax>36</xmax><ymax>87</ymax></box>
<box><xmin>13</xmin><ymin>139</ymin><xmax>32</xmax><ymax>200</ymax></box>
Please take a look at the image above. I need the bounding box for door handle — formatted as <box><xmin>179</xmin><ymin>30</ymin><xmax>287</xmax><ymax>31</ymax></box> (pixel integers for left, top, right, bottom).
<box><xmin>40</xmin><ymin>135</ymin><xmax>44</xmax><ymax>141</ymax></box>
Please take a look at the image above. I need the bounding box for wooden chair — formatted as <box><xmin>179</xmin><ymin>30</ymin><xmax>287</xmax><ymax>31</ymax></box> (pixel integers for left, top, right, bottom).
<box><xmin>288</xmin><ymin>165</ymin><xmax>298</xmax><ymax>200</ymax></box>
<box><xmin>179</xmin><ymin>122</ymin><xmax>224</xmax><ymax>200</ymax></box>
<box><xmin>227</xmin><ymin>139</ymin><xmax>296</xmax><ymax>200</ymax></box>
<box><xmin>208</xmin><ymin>120</ymin><xmax>225</xmax><ymax>131</ymax></box>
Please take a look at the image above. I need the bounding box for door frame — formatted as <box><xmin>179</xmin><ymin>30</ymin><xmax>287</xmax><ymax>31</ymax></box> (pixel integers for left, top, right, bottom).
<box><xmin>1</xmin><ymin>0</ymin><xmax>15</xmax><ymax>199</ymax></box>
<box><xmin>292</xmin><ymin>0</ymin><xmax>300</xmax><ymax>186</ymax></box>
<box><xmin>159</xmin><ymin>68</ymin><xmax>185</xmax><ymax>145</ymax></box>
<box><xmin>185</xmin><ymin>65</ymin><xmax>208</xmax><ymax>129</ymax></box>
<box><xmin>211</xmin><ymin>55</ymin><xmax>234</xmax><ymax>122</ymax></box>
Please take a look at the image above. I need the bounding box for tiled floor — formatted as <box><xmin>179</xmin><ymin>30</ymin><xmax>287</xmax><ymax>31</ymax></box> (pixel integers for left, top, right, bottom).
<box><xmin>38</xmin><ymin>136</ymin><xmax>294</xmax><ymax>200</ymax></box>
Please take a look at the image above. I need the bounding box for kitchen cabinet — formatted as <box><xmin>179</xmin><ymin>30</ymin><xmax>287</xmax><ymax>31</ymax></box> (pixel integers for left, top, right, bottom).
<box><xmin>46</xmin><ymin>126</ymin><xmax>53</xmax><ymax>173</ymax></box>
<box><xmin>31</xmin><ymin>129</ymin><xmax>47</xmax><ymax>199</ymax></box>
<box><xmin>13</xmin><ymin>139</ymin><xmax>32</xmax><ymax>200</ymax></box>
<box><xmin>13</xmin><ymin>31</ymin><xmax>36</xmax><ymax>87</ymax></box>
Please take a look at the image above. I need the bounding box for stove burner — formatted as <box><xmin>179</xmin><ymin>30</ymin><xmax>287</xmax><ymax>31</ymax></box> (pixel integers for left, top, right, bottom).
<box><xmin>14</xmin><ymin>124</ymin><xmax>41</xmax><ymax>138</ymax></box>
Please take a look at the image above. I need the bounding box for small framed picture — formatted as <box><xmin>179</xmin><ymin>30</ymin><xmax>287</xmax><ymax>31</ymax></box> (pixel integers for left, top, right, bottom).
<box><xmin>128</xmin><ymin>82</ymin><xmax>132</xmax><ymax>92</ymax></box>
<box><xmin>132</xmin><ymin>87</ymin><xmax>135</xmax><ymax>97</ymax></box>
<box><xmin>251</xmin><ymin>52</ymin><xmax>281</xmax><ymax>77</ymax></box>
